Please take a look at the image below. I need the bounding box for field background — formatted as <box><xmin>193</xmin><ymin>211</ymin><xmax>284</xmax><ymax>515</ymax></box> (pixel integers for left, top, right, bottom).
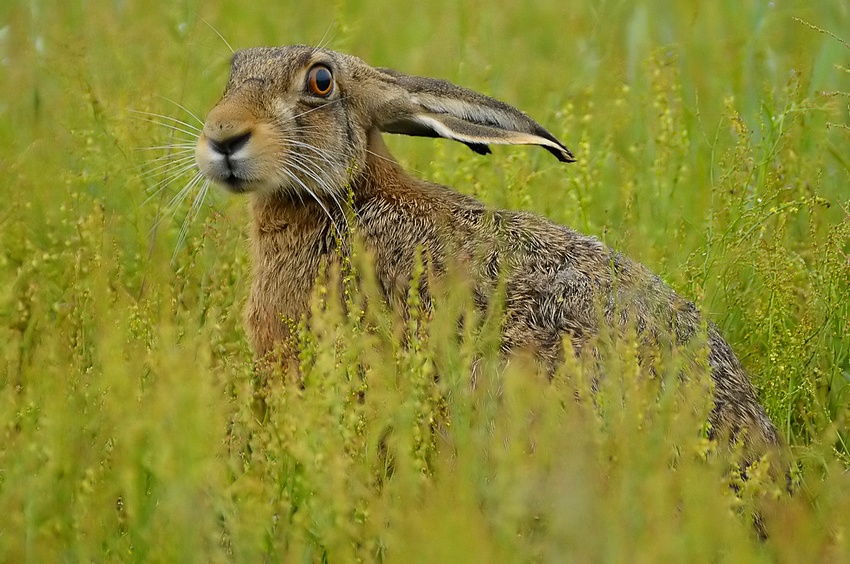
<box><xmin>1</xmin><ymin>0</ymin><xmax>849</xmax><ymax>560</ymax></box>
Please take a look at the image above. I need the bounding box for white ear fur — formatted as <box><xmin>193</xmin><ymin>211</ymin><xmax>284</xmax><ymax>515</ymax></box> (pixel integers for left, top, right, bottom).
<box><xmin>373</xmin><ymin>69</ymin><xmax>575</xmax><ymax>163</ymax></box>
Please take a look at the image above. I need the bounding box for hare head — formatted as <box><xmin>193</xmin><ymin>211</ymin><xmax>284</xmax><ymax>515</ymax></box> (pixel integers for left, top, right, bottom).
<box><xmin>195</xmin><ymin>45</ymin><xmax>573</xmax><ymax>200</ymax></box>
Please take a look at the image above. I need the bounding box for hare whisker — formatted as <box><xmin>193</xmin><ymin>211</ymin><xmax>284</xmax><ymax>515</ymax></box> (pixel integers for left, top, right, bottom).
<box><xmin>142</xmin><ymin>169</ymin><xmax>203</xmax><ymax>216</ymax></box>
<box><xmin>288</xmin><ymin>152</ymin><xmax>346</xmax><ymax>191</ymax></box>
<box><xmin>286</xmin><ymin>151</ymin><xmax>349</xmax><ymax>222</ymax></box>
<box><xmin>174</xmin><ymin>179</ymin><xmax>212</xmax><ymax>261</ymax></box>
<box><xmin>364</xmin><ymin>148</ymin><xmax>401</xmax><ymax>166</ymax></box>
<box><xmin>291</xmin><ymin>96</ymin><xmax>348</xmax><ymax>121</ymax></box>
<box><xmin>288</xmin><ymin>139</ymin><xmax>343</xmax><ymax>167</ymax></box>
<box><xmin>143</xmin><ymin>162</ymin><xmax>202</xmax><ymax>207</ymax></box>
<box><xmin>288</xmin><ymin>141</ymin><xmax>350</xmax><ymax>188</ymax></box>
<box><xmin>149</xmin><ymin>173</ymin><xmax>200</xmax><ymax>237</ymax></box>
<box><xmin>154</xmin><ymin>95</ymin><xmax>206</xmax><ymax>127</ymax></box>
<box><xmin>134</xmin><ymin>117</ymin><xmax>202</xmax><ymax>140</ymax></box>
<box><xmin>284</xmin><ymin>154</ymin><xmax>339</xmax><ymax>202</ymax></box>
<box><xmin>137</xmin><ymin>143</ymin><xmax>197</xmax><ymax>152</ymax></box>
<box><xmin>314</xmin><ymin>23</ymin><xmax>337</xmax><ymax>52</ymax></box>
<box><xmin>285</xmin><ymin>121</ymin><xmax>325</xmax><ymax>129</ymax></box>
<box><xmin>139</xmin><ymin>168</ymin><xmax>198</xmax><ymax>199</ymax></box>
<box><xmin>137</xmin><ymin>153</ymin><xmax>196</xmax><ymax>177</ymax></box>
<box><xmin>159</xmin><ymin>170</ymin><xmax>206</xmax><ymax>225</ymax></box>
<box><xmin>130</xmin><ymin>109</ymin><xmax>203</xmax><ymax>133</ymax></box>
<box><xmin>160</xmin><ymin>182</ymin><xmax>199</xmax><ymax>224</ymax></box>
<box><xmin>281</xmin><ymin>165</ymin><xmax>345</xmax><ymax>240</ymax></box>
<box><xmin>201</xmin><ymin>17</ymin><xmax>234</xmax><ymax>55</ymax></box>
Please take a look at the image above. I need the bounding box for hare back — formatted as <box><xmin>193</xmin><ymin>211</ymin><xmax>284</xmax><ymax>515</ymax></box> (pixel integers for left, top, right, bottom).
<box><xmin>354</xmin><ymin>176</ymin><xmax>780</xmax><ymax>451</ymax></box>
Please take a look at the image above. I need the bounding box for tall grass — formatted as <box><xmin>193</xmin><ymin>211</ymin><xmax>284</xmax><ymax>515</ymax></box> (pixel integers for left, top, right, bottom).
<box><xmin>0</xmin><ymin>0</ymin><xmax>848</xmax><ymax>560</ymax></box>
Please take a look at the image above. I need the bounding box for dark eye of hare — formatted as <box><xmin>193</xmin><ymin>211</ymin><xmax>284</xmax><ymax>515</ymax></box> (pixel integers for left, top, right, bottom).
<box><xmin>307</xmin><ymin>65</ymin><xmax>334</xmax><ymax>97</ymax></box>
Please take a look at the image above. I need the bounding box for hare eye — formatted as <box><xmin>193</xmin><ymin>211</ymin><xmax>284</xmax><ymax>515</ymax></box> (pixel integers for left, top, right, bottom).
<box><xmin>307</xmin><ymin>65</ymin><xmax>334</xmax><ymax>97</ymax></box>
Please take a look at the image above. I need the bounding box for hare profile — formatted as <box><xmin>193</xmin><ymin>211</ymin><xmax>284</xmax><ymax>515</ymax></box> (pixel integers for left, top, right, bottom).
<box><xmin>194</xmin><ymin>45</ymin><xmax>780</xmax><ymax>455</ymax></box>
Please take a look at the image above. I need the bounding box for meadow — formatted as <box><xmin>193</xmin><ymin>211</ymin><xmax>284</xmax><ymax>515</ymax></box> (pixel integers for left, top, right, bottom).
<box><xmin>1</xmin><ymin>0</ymin><xmax>849</xmax><ymax>560</ymax></box>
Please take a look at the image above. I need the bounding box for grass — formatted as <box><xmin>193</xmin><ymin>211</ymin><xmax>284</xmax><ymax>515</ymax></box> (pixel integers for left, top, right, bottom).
<box><xmin>1</xmin><ymin>0</ymin><xmax>849</xmax><ymax>560</ymax></box>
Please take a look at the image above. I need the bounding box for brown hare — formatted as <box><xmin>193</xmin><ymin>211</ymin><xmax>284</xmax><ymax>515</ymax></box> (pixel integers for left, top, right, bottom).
<box><xmin>194</xmin><ymin>45</ymin><xmax>780</xmax><ymax>457</ymax></box>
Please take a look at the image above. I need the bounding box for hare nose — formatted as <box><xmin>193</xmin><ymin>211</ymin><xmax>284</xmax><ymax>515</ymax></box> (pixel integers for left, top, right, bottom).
<box><xmin>207</xmin><ymin>131</ymin><xmax>252</xmax><ymax>156</ymax></box>
<box><xmin>202</xmin><ymin>99</ymin><xmax>256</xmax><ymax>155</ymax></box>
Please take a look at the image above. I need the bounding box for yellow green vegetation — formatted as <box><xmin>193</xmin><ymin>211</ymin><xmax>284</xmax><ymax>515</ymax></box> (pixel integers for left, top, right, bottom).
<box><xmin>1</xmin><ymin>0</ymin><xmax>849</xmax><ymax>560</ymax></box>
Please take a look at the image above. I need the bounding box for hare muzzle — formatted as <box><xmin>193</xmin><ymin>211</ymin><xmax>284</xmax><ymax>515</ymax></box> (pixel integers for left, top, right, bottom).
<box><xmin>196</xmin><ymin>98</ymin><xmax>285</xmax><ymax>194</ymax></box>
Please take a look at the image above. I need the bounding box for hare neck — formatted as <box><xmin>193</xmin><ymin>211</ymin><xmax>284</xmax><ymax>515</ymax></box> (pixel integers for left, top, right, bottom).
<box><xmin>358</xmin><ymin>129</ymin><xmax>486</xmax><ymax>213</ymax></box>
<box><xmin>248</xmin><ymin>191</ymin><xmax>333</xmax><ymax>232</ymax></box>
<box><xmin>355</xmin><ymin>129</ymin><xmax>422</xmax><ymax>201</ymax></box>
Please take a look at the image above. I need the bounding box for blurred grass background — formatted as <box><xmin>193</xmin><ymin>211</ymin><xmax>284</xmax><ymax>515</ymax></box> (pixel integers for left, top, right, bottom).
<box><xmin>1</xmin><ymin>0</ymin><xmax>849</xmax><ymax>560</ymax></box>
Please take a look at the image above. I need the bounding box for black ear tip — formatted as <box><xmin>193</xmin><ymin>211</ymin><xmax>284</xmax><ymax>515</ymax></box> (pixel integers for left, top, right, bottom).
<box><xmin>467</xmin><ymin>142</ymin><xmax>574</xmax><ymax>161</ymax></box>
<box><xmin>466</xmin><ymin>142</ymin><xmax>492</xmax><ymax>156</ymax></box>
<box><xmin>549</xmin><ymin>145</ymin><xmax>576</xmax><ymax>163</ymax></box>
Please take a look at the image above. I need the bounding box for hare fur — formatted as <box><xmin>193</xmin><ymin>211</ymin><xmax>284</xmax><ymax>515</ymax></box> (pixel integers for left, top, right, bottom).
<box><xmin>194</xmin><ymin>45</ymin><xmax>780</xmax><ymax>455</ymax></box>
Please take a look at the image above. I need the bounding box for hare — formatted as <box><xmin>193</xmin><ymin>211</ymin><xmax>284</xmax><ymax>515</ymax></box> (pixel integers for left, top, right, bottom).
<box><xmin>194</xmin><ymin>45</ymin><xmax>780</xmax><ymax>456</ymax></box>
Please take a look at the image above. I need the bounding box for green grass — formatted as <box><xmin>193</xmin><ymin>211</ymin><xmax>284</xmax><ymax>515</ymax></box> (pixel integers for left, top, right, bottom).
<box><xmin>1</xmin><ymin>0</ymin><xmax>849</xmax><ymax>560</ymax></box>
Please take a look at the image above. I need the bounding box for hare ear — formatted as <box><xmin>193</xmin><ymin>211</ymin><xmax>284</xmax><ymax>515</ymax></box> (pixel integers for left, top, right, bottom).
<box><xmin>374</xmin><ymin>68</ymin><xmax>575</xmax><ymax>163</ymax></box>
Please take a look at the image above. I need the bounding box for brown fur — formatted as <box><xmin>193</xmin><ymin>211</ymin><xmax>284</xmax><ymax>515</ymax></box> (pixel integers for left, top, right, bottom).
<box><xmin>195</xmin><ymin>45</ymin><xmax>781</xmax><ymax>458</ymax></box>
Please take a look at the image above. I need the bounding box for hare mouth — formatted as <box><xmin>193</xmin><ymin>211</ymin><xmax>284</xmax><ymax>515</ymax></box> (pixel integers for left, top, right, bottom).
<box><xmin>198</xmin><ymin>162</ymin><xmax>251</xmax><ymax>192</ymax></box>
<box><xmin>196</xmin><ymin>148</ymin><xmax>257</xmax><ymax>193</ymax></box>
<box><xmin>222</xmin><ymin>173</ymin><xmax>250</xmax><ymax>193</ymax></box>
